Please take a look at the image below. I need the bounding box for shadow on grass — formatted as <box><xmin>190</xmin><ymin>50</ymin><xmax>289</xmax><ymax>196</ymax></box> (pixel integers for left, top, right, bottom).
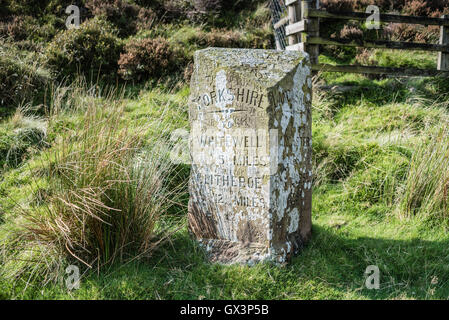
<box><xmin>64</xmin><ymin>224</ymin><xmax>449</xmax><ymax>300</ymax></box>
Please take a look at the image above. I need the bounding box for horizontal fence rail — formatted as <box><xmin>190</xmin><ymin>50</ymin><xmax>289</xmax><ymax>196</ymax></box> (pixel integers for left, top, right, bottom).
<box><xmin>306</xmin><ymin>36</ymin><xmax>449</xmax><ymax>52</ymax></box>
<box><xmin>279</xmin><ymin>0</ymin><xmax>449</xmax><ymax>77</ymax></box>
<box><xmin>307</xmin><ymin>9</ymin><xmax>449</xmax><ymax>27</ymax></box>
<box><xmin>286</xmin><ymin>20</ymin><xmax>306</xmax><ymax>36</ymax></box>
<box><xmin>313</xmin><ymin>64</ymin><xmax>449</xmax><ymax>77</ymax></box>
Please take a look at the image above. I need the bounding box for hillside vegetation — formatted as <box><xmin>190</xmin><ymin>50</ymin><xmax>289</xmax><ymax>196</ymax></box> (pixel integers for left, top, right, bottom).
<box><xmin>1</xmin><ymin>0</ymin><xmax>449</xmax><ymax>299</ymax></box>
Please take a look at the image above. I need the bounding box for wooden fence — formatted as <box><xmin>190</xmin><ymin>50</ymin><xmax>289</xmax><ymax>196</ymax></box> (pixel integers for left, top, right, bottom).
<box><xmin>275</xmin><ymin>0</ymin><xmax>449</xmax><ymax>77</ymax></box>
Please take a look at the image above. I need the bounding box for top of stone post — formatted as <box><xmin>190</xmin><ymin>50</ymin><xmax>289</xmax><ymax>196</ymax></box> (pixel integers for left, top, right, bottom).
<box><xmin>193</xmin><ymin>47</ymin><xmax>310</xmax><ymax>88</ymax></box>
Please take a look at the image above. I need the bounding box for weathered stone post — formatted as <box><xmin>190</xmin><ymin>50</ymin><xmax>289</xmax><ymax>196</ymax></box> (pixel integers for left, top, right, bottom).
<box><xmin>188</xmin><ymin>48</ymin><xmax>312</xmax><ymax>265</ymax></box>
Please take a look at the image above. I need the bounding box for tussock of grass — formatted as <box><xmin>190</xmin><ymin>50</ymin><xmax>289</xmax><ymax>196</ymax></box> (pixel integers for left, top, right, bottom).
<box><xmin>0</xmin><ymin>107</ymin><xmax>47</xmax><ymax>169</ymax></box>
<box><xmin>0</xmin><ymin>39</ymin><xmax>51</xmax><ymax>110</ymax></box>
<box><xmin>398</xmin><ymin>126</ymin><xmax>449</xmax><ymax>222</ymax></box>
<box><xmin>312</xmin><ymin>74</ymin><xmax>449</xmax><ymax>222</ymax></box>
<box><xmin>0</xmin><ymin>82</ymin><xmax>188</xmax><ymax>288</ymax></box>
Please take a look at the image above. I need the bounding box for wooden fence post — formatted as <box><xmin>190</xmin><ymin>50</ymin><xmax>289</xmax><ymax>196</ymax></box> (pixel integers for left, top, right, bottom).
<box><xmin>286</xmin><ymin>0</ymin><xmax>301</xmax><ymax>46</ymax></box>
<box><xmin>301</xmin><ymin>0</ymin><xmax>320</xmax><ymax>65</ymax></box>
<box><xmin>438</xmin><ymin>15</ymin><xmax>449</xmax><ymax>71</ymax></box>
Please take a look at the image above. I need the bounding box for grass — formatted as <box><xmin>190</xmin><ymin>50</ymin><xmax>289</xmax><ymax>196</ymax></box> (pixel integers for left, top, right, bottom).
<box><xmin>3</xmin><ymin>204</ymin><xmax>449</xmax><ymax>300</ymax></box>
<box><xmin>2</xmin><ymin>63</ymin><xmax>449</xmax><ymax>299</ymax></box>
<box><xmin>1</xmin><ymin>1</ymin><xmax>449</xmax><ymax>300</ymax></box>
<box><xmin>398</xmin><ymin>125</ymin><xmax>449</xmax><ymax>221</ymax></box>
<box><xmin>0</xmin><ymin>39</ymin><xmax>51</xmax><ymax>111</ymax></box>
<box><xmin>0</xmin><ymin>80</ymin><xmax>188</xmax><ymax>291</ymax></box>
<box><xmin>0</xmin><ymin>107</ymin><xmax>47</xmax><ymax>170</ymax></box>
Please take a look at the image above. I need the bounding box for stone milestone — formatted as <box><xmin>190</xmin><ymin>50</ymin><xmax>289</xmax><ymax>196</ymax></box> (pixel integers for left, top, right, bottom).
<box><xmin>188</xmin><ymin>48</ymin><xmax>312</xmax><ymax>265</ymax></box>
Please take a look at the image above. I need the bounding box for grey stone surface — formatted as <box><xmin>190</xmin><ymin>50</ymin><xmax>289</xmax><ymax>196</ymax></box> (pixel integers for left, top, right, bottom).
<box><xmin>188</xmin><ymin>48</ymin><xmax>312</xmax><ymax>264</ymax></box>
